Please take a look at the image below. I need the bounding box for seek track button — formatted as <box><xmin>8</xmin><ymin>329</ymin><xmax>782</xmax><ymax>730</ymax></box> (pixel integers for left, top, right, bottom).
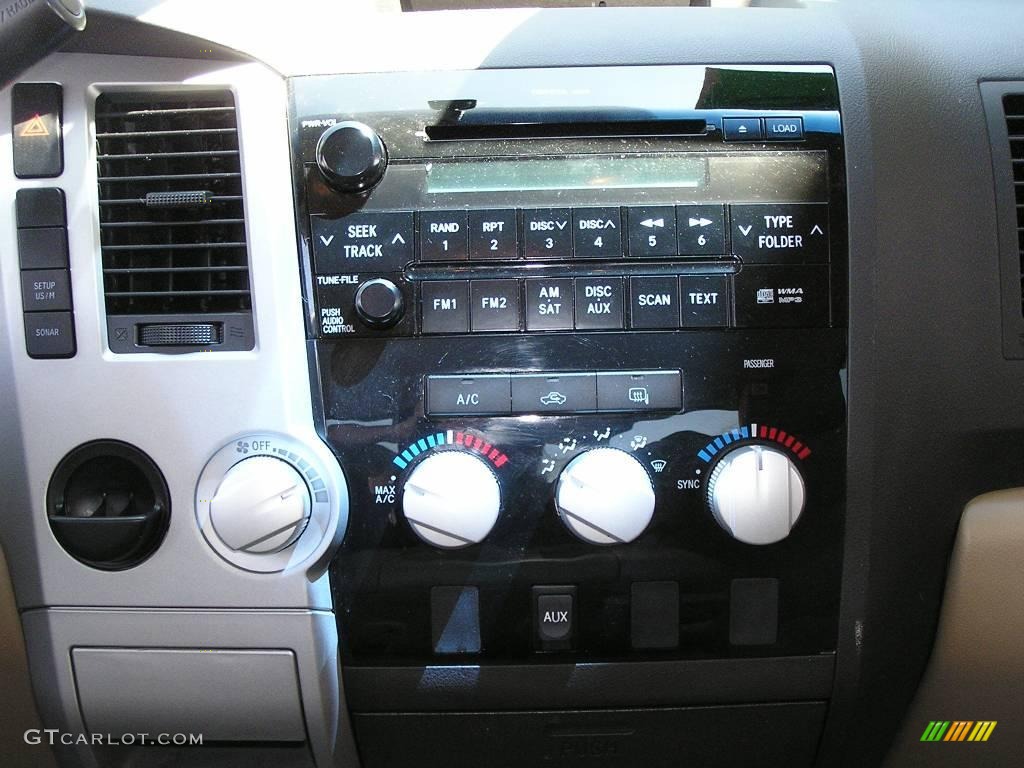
<box><xmin>311</xmin><ymin>212</ymin><xmax>414</xmax><ymax>273</ymax></box>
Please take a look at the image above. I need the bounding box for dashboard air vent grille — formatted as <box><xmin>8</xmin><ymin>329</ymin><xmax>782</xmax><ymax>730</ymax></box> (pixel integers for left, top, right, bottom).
<box><xmin>1005</xmin><ymin>94</ymin><xmax>1024</xmax><ymax>315</ymax></box>
<box><xmin>95</xmin><ymin>91</ymin><xmax>251</xmax><ymax>317</ymax></box>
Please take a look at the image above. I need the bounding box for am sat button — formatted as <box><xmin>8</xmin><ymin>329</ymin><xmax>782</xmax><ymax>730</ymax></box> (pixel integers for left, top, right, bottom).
<box><xmin>511</xmin><ymin>373</ymin><xmax>597</xmax><ymax>414</ymax></box>
<box><xmin>525</xmin><ymin>278</ymin><xmax>573</xmax><ymax>331</ymax></box>
<box><xmin>426</xmin><ymin>375</ymin><xmax>511</xmax><ymax>416</ymax></box>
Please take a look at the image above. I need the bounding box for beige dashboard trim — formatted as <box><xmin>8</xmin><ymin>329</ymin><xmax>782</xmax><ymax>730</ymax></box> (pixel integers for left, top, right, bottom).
<box><xmin>0</xmin><ymin>545</ymin><xmax>55</xmax><ymax>768</ymax></box>
<box><xmin>884</xmin><ymin>488</ymin><xmax>1024</xmax><ymax>766</ymax></box>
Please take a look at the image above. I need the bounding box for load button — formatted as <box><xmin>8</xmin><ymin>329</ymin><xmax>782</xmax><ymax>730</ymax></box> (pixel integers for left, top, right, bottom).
<box><xmin>730</xmin><ymin>203</ymin><xmax>828</xmax><ymax>263</ymax></box>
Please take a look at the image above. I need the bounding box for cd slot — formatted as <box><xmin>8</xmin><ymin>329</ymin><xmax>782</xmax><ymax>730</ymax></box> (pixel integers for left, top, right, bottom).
<box><xmin>424</xmin><ymin>119</ymin><xmax>708</xmax><ymax>141</ymax></box>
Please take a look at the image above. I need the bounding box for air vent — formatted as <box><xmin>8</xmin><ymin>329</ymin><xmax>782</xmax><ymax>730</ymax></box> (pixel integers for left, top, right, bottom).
<box><xmin>94</xmin><ymin>90</ymin><xmax>254</xmax><ymax>353</ymax></box>
<box><xmin>1004</xmin><ymin>94</ymin><xmax>1024</xmax><ymax>318</ymax></box>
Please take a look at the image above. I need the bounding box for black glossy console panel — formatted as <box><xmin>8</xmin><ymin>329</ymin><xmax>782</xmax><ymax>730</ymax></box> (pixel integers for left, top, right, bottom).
<box><xmin>290</xmin><ymin>67</ymin><xmax>846</xmax><ymax>755</ymax></box>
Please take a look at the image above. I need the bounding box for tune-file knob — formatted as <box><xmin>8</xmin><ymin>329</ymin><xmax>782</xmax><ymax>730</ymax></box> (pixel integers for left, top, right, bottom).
<box><xmin>555</xmin><ymin>448</ymin><xmax>656</xmax><ymax>545</ymax></box>
<box><xmin>402</xmin><ymin>451</ymin><xmax>501</xmax><ymax>549</ymax></box>
<box><xmin>706</xmin><ymin>444</ymin><xmax>805</xmax><ymax>545</ymax></box>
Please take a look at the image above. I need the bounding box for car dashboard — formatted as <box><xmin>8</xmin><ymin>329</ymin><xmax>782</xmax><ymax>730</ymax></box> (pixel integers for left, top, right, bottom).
<box><xmin>1</xmin><ymin>2</ymin><xmax>1023</xmax><ymax>767</ymax></box>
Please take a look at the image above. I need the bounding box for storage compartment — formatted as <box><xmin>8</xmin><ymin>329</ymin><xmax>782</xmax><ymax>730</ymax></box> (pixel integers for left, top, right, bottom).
<box><xmin>72</xmin><ymin>648</ymin><xmax>306</xmax><ymax>742</ymax></box>
<box><xmin>352</xmin><ymin>702</ymin><xmax>826</xmax><ymax>767</ymax></box>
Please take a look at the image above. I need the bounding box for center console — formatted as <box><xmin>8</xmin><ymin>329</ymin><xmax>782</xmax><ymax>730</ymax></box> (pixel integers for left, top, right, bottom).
<box><xmin>291</xmin><ymin>64</ymin><xmax>846</xmax><ymax>767</ymax></box>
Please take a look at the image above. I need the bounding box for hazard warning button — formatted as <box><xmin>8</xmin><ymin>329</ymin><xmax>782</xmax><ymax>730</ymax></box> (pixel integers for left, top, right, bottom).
<box><xmin>12</xmin><ymin>83</ymin><xmax>63</xmax><ymax>179</ymax></box>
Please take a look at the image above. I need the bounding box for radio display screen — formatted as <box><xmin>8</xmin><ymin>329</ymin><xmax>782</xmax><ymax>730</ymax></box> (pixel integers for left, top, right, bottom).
<box><xmin>425</xmin><ymin>154</ymin><xmax>706</xmax><ymax>194</ymax></box>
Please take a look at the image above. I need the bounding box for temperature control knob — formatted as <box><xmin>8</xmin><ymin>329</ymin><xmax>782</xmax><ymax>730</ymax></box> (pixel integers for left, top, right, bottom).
<box><xmin>315</xmin><ymin>121</ymin><xmax>387</xmax><ymax>193</ymax></box>
<box><xmin>209</xmin><ymin>456</ymin><xmax>311</xmax><ymax>554</ymax></box>
<box><xmin>555</xmin><ymin>448</ymin><xmax>656</xmax><ymax>545</ymax></box>
<box><xmin>706</xmin><ymin>444</ymin><xmax>805</xmax><ymax>545</ymax></box>
<box><xmin>402</xmin><ymin>451</ymin><xmax>501</xmax><ymax>549</ymax></box>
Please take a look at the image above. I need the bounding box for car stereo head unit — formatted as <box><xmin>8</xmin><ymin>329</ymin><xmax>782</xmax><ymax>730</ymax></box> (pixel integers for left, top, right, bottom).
<box><xmin>288</xmin><ymin>64</ymin><xmax>847</xmax><ymax>722</ymax></box>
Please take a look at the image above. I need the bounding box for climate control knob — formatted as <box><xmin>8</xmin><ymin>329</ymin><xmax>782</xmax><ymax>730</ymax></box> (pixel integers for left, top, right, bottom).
<box><xmin>706</xmin><ymin>444</ymin><xmax>805</xmax><ymax>545</ymax></box>
<box><xmin>315</xmin><ymin>121</ymin><xmax>387</xmax><ymax>194</ymax></box>
<box><xmin>555</xmin><ymin>448</ymin><xmax>656</xmax><ymax>545</ymax></box>
<box><xmin>402</xmin><ymin>451</ymin><xmax>501</xmax><ymax>549</ymax></box>
<box><xmin>209</xmin><ymin>456</ymin><xmax>311</xmax><ymax>554</ymax></box>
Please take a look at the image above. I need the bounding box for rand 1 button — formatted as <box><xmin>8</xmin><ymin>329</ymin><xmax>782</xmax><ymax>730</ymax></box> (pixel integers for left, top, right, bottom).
<box><xmin>21</xmin><ymin>270</ymin><xmax>72</xmax><ymax>312</ymax></box>
<box><xmin>734</xmin><ymin>265</ymin><xmax>829</xmax><ymax>328</ymax></box>
<box><xmin>510</xmin><ymin>373</ymin><xmax>597</xmax><ymax>414</ymax></box>
<box><xmin>572</xmin><ymin>206</ymin><xmax>622</xmax><ymax>258</ymax></box>
<box><xmin>311</xmin><ymin>212</ymin><xmax>414</xmax><ymax>273</ymax></box>
<box><xmin>525</xmin><ymin>278</ymin><xmax>573</xmax><ymax>331</ymax></box>
<box><xmin>679</xmin><ymin>275</ymin><xmax>730</xmax><ymax>327</ymax></box>
<box><xmin>470</xmin><ymin>280</ymin><xmax>521</xmax><ymax>332</ymax></box>
<box><xmin>596</xmin><ymin>370</ymin><xmax>682</xmax><ymax>412</ymax></box>
<box><xmin>468</xmin><ymin>209</ymin><xmax>518</xmax><ymax>260</ymax></box>
<box><xmin>627</xmin><ymin>206</ymin><xmax>677</xmax><ymax>257</ymax></box>
<box><xmin>24</xmin><ymin>311</ymin><xmax>76</xmax><ymax>359</ymax></box>
<box><xmin>676</xmin><ymin>204</ymin><xmax>726</xmax><ymax>256</ymax></box>
<box><xmin>730</xmin><ymin>203</ymin><xmax>828</xmax><ymax>263</ymax></box>
<box><xmin>522</xmin><ymin>208</ymin><xmax>573</xmax><ymax>259</ymax></box>
<box><xmin>421</xmin><ymin>281</ymin><xmax>470</xmax><ymax>334</ymax></box>
<box><xmin>419</xmin><ymin>210</ymin><xmax>469</xmax><ymax>261</ymax></box>
<box><xmin>629</xmin><ymin>276</ymin><xmax>680</xmax><ymax>329</ymax></box>
<box><xmin>426</xmin><ymin>375</ymin><xmax>512</xmax><ymax>416</ymax></box>
<box><xmin>18</xmin><ymin>227</ymin><xmax>69</xmax><ymax>270</ymax></box>
<box><xmin>573</xmin><ymin>278</ymin><xmax>624</xmax><ymax>330</ymax></box>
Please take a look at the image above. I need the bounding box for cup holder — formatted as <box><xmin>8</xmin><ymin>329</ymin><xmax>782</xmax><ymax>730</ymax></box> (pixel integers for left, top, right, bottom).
<box><xmin>46</xmin><ymin>441</ymin><xmax>170</xmax><ymax>570</ymax></box>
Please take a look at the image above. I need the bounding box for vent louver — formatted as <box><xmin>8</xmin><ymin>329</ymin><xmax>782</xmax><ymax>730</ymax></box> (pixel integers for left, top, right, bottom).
<box><xmin>95</xmin><ymin>90</ymin><xmax>254</xmax><ymax>352</ymax></box>
<box><xmin>1005</xmin><ymin>94</ymin><xmax>1024</xmax><ymax>317</ymax></box>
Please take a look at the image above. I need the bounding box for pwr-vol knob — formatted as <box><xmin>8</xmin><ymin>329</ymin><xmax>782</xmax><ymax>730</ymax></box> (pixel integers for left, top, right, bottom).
<box><xmin>706</xmin><ymin>444</ymin><xmax>805</xmax><ymax>545</ymax></box>
<box><xmin>402</xmin><ymin>451</ymin><xmax>501</xmax><ymax>549</ymax></box>
<box><xmin>315</xmin><ymin>121</ymin><xmax>387</xmax><ymax>194</ymax></box>
<box><xmin>555</xmin><ymin>448</ymin><xmax>656</xmax><ymax>545</ymax></box>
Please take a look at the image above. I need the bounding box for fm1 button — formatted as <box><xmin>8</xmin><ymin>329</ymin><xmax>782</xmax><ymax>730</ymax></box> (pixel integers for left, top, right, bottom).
<box><xmin>469</xmin><ymin>209</ymin><xmax>518</xmax><ymax>260</ymax></box>
<box><xmin>534</xmin><ymin>586</ymin><xmax>576</xmax><ymax>651</ymax></box>
<box><xmin>421</xmin><ymin>281</ymin><xmax>469</xmax><ymax>334</ymax></box>
<box><xmin>572</xmin><ymin>207</ymin><xmax>622</xmax><ymax>258</ymax></box>
<box><xmin>679</xmin><ymin>275</ymin><xmax>730</xmax><ymax>327</ymax></box>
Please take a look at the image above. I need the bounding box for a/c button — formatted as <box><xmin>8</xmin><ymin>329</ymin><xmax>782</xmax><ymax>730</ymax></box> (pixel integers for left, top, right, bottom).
<box><xmin>426</xmin><ymin>375</ymin><xmax>511</xmax><ymax>416</ymax></box>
